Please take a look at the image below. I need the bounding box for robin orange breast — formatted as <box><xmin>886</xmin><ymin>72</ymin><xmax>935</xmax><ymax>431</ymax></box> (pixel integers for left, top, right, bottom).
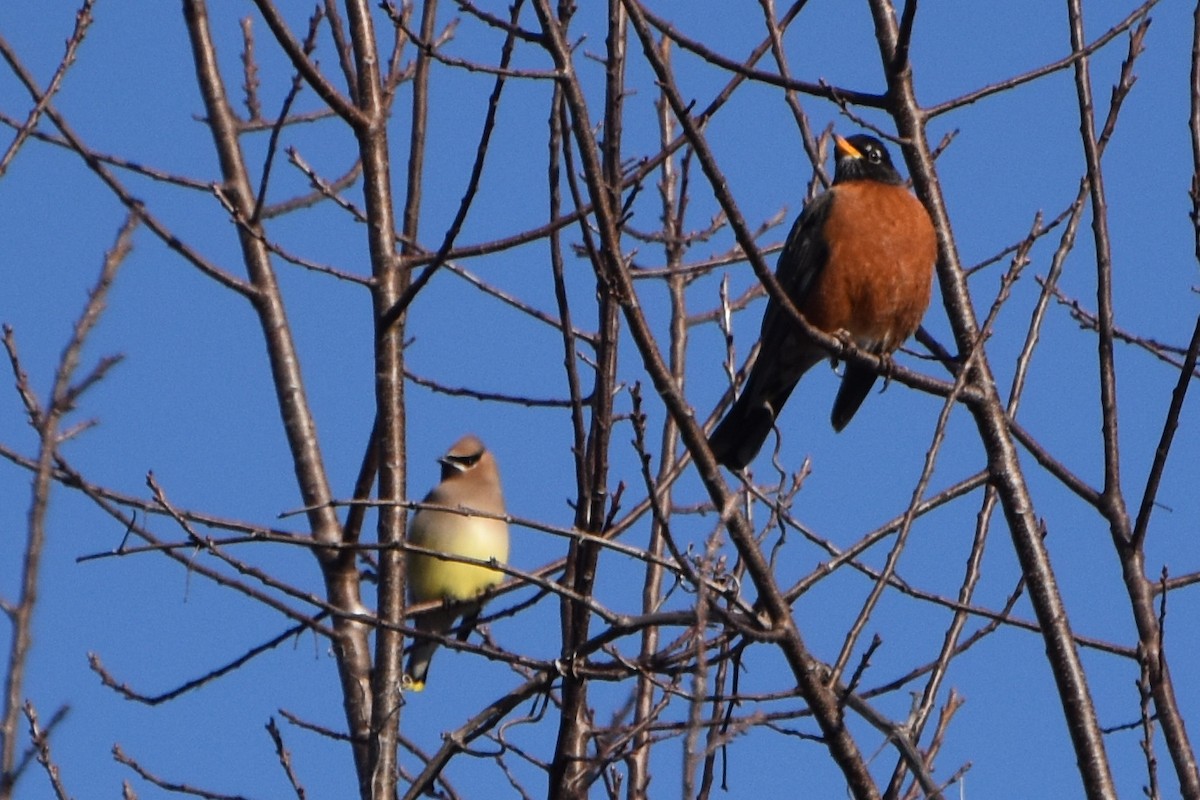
<box><xmin>708</xmin><ymin>133</ymin><xmax>937</xmax><ymax>470</ymax></box>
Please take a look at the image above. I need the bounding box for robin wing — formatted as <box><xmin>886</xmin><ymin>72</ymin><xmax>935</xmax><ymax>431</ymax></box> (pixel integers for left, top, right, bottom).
<box><xmin>707</xmin><ymin>193</ymin><xmax>834</xmax><ymax>469</ymax></box>
<box><xmin>755</xmin><ymin>191</ymin><xmax>834</xmax><ymax>376</ymax></box>
<box><xmin>759</xmin><ymin>192</ymin><xmax>832</xmax><ymax>350</ymax></box>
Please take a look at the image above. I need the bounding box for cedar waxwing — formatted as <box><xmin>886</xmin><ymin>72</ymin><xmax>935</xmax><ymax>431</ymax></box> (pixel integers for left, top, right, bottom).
<box><xmin>404</xmin><ymin>434</ymin><xmax>509</xmax><ymax>691</ymax></box>
<box><xmin>708</xmin><ymin>134</ymin><xmax>936</xmax><ymax>469</ymax></box>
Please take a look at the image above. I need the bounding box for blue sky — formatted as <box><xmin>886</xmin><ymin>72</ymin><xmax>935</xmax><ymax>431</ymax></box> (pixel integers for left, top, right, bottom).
<box><xmin>2</xmin><ymin>1</ymin><xmax>1198</xmax><ymax>797</ymax></box>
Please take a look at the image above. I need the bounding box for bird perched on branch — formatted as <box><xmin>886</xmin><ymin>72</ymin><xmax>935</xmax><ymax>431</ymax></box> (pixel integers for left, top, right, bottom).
<box><xmin>708</xmin><ymin>133</ymin><xmax>937</xmax><ymax>470</ymax></box>
<box><xmin>404</xmin><ymin>434</ymin><xmax>509</xmax><ymax>691</ymax></box>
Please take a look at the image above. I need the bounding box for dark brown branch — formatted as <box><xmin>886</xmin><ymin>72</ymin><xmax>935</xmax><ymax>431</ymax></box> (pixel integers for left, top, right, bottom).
<box><xmin>1</xmin><ymin>213</ymin><xmax>131</xmax><ymax>798</ymax></box>
<box><xmin>337</xmin><ymin>0</ymin><xmax>411</xmax><ymax>790</ymax></box>
<box><xmin>250</xmin><ymin>0</ymin><xmax>365</xmax><ymax>127</ymax></box>
<box><xmin>639</xmin><ymin>3</ymin><xmax>885</xmax><ymax>109</ymax></box>
<box><xmin>1068</xmin><ymin>2</ymin><xmax>1199</xmax><ymax>794</ymax></box>
<box><xmin>113</xmin><ymin>744</ymin><xmax>248</xmax><ymax>800</ymax></box>
<box><xmin>0</xmin><ymin>0</ymin><xmax>93</xmax><ymax>180</ymax></box>
<box><xmin>0</xmin><ymin>35</ymin><xmax>253</xmax><ymax>296</ymax></box>
<box><xmin>925</xmin><ymin>1</ymin><xmax>1157</xmax><ymax>118</ymax></box>
<box><xmin>89</xmin><ymin>618</ymin><xmax>323</xmax><ymax>706</ymax></box>
<box><xmin>618</xmin><ymin>2</ymin><xmax>886</xmax><ymax>795</ymax></box>
<box><xmin>22</xmin><ymin>703</ymin><xmax>70</xmax><ymax>800</ymax></box>
<box><xmin>866</xmin><ymin>1</ymin><xmax>1118</xmax><ymax>795</ymax></box>
<box><xmin>1132</xmin><ymin>316</ymin><xmax>1200</xmax><ymax>549</ymax></box>
<box><xmin>181</xmin><ymin>4</ymin><xmax>372</xmax><ymax>789</ymax></box>
<box><xmin>265</xmin><ymin>718</ymin><xmax>308</xmax><ymax>800</ymax></box>
<box><xmin>382</xmin><ymin>0</ymin><xmax>527</xmax><ymax>330</ymax></box>
<box><xmin>405</xmin><ymin>367</ymin><xmax>579</xmax><ymax>407</ymax></box>
<box><xmin>250</xmin><ymin>7</ymin><xmax>325</xmax><ymax>223</ymax></box>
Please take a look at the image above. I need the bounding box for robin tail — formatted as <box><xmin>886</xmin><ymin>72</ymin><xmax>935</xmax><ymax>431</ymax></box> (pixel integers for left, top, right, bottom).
<box><xmin>830</xmin><ymin>362</ymin><xmax>878</xmax><ymax>432</ymax></box>
<box><xmin>708</xmin><ymin>380</ymin><xmax>799</xmax><ymax>470</ymax></box>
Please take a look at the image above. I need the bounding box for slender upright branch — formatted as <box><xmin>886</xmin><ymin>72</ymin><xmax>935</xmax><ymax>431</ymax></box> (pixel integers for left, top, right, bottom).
<box><xmin>543</xmin><ymin>2</ymin><xmax>626</xmax><ymax>795</ymax></box>
<box><xmin>864</xmin><ymin>1</ymin><xmax>1117</xmax><ymax>796</ymax></box>
<box><xmin>0</xmin><ymin>215</ymin><xmax>131</xmax><ymax>800</ymax></box>
<box><xmin>339</xmin><ymin>0</ymin><xmax>409</xmax><ymax>795</ymax></box>
<box><xmin>1067</xmin><ymin>3</ymin><xmax>1200</xmax><ymax>793</ymax></box>
<box><xmin>180</xmin><ymin>0</ymin><xmax>373</xmax><ymax>791</ymax></box>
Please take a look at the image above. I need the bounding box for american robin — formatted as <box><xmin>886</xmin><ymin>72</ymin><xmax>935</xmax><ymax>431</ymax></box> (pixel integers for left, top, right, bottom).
<box><xmin>708</xmin><ymin>134</ymin><xmax>937</xmax><ymax>470</ymax></box>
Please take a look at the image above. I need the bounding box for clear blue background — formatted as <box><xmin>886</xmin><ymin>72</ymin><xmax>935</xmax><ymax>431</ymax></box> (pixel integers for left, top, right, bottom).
<box><xmin>1</xmin><ymin>2</ymin><xmax>1197</xmax><ymax>797</ymax></box>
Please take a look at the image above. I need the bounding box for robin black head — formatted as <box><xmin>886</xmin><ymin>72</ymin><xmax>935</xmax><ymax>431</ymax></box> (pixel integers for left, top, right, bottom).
<box><xmin>833</xmin><ymin>134</ymin><xmax>903</xmax><ymax>186</ymax></box>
